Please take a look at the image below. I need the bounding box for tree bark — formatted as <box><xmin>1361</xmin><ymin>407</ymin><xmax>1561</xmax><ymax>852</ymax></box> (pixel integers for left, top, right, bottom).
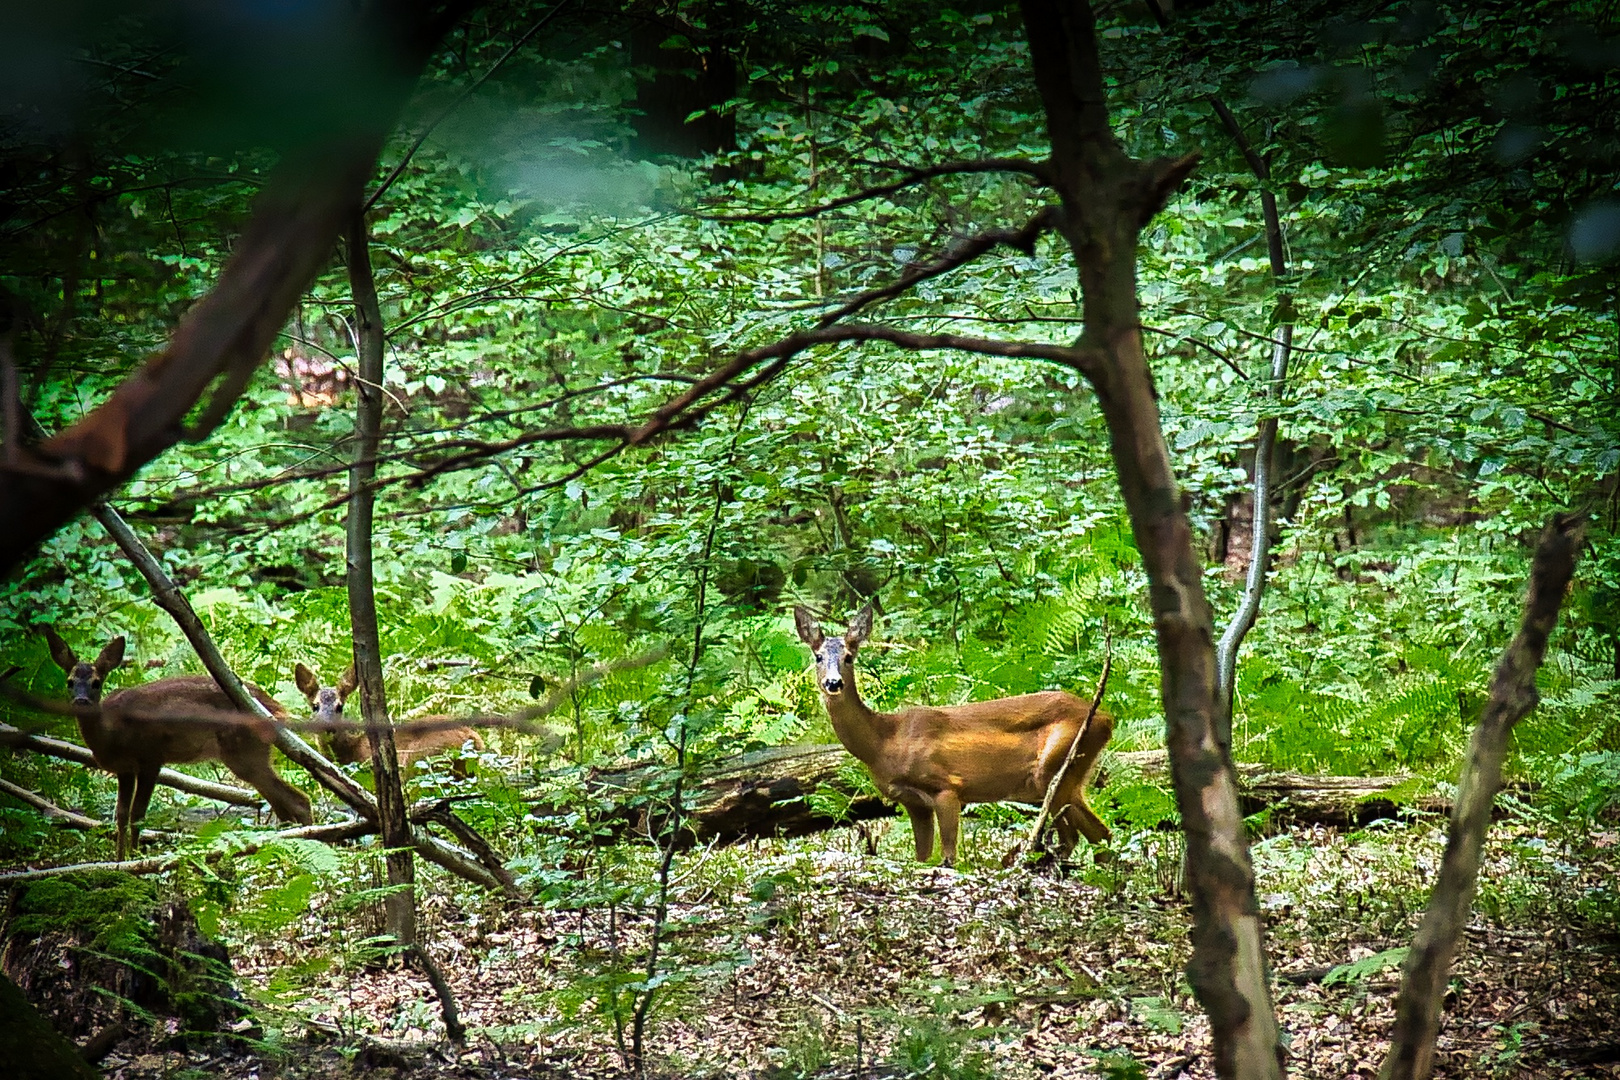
<box><xmin>345</xmin><ymin>209</ymin><xmax>416</xmax><ymax>947</ymax></box>
<box><xmin>1018</xmin><ymin>2</ymin><xmax>1283</xmax><ymax>1075</ymax></box>
<box><xmin>1381</xmin><ymin>513</ymin><xmax>1585</xmax><ymax>1080</ymax></box>
<box><xmin>0</xmin><ymin>1</ymin><xmax>467</xmax><ymax>573</ymax></box>
<box><xmin>0</xmin><ymin>972</ymin><xmax>101</xmax><ymax>1080</ymax></box>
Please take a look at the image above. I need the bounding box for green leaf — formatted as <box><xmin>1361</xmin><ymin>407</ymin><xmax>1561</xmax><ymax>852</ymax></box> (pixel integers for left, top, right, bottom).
<box><xmin>1324</xmin><ymin>947</ymin><xmax>1409</xmax><ymax>986</ymax></box>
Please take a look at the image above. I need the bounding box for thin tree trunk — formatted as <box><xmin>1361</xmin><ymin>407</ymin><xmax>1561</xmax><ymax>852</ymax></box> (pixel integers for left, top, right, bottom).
<box><xmin>1209</xmin><ymin>98</ymin><xmax>1294</xmax><ymax>715</ymax></box>
<box><xmin>1018</xmin><ymin>2</ymin><xmax>1283</xmax><ymax>1075</ymax></box>
<box><xmin>1381</xmin><ymin>513</ymin><xmax>1585</xmax><ymax>1080</ymax></box>
<box><xmin>345</xmin><ymin>209</ymin><xmax>416</xmax><ymax>947</ymax></box>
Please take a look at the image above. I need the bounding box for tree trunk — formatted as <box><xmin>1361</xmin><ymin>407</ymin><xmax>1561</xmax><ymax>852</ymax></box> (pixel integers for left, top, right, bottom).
<box><xmin>1208</xmin><ymin>97</ymin><xmax>1294</xmax><ymax>716</ymax></box>
<box><xmin>1381</xmin><ymin>513</ymin><xmax>1585</xmax><ymax>1080</ymax></box>
<box><xmin>0</xmin><ymin>972</ymin><xmax>100</xmax><ymax>1080</ymax></box>
<box><xmin>345</xmin><ymin>210</ymin><xmax>416</xmax><ymax>947</ymax></box>
<box><xmin>1018</xmin><ymin>2</ymin><xmax>1283</xmax><ymax>1075</ymax></box>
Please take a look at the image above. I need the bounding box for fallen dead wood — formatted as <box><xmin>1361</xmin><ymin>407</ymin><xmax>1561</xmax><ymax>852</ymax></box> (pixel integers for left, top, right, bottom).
<box><xmin>542</xmin><ymin>744</ymin><xmax>1470</xmax><ymax>848</ymax></box>
<box><xmin>1113</xmin><ymin>750</ymin><xmax>1463</xmax><ymax>827</ymax></box>
<box><xmin>533</xmin><ymin>744</ymin><xmax>895</xmax><ymax>849</ymax></box>
<box><xmin>0</xmin><ymin>778</ymin><xmax>102</xmax><ymax>830</ymax></box>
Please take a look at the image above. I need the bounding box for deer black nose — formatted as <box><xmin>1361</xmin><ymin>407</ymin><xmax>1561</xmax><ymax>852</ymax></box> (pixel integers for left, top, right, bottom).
<box><xmin>823</xmin><ymin>678</ymin><xmax>843</xmax><ymax>694</ymax></box>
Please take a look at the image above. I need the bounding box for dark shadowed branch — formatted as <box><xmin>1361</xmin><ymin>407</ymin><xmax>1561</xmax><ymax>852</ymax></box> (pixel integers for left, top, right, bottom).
<box><xmin>703</xmin><ymin>158</ymin><xmax>1054</xmax><ymax>223</ymax></box>
<box><xmin>0</xmin><ymin>1</ymin><xmax>470</xmax><ymax>574</ymax></box>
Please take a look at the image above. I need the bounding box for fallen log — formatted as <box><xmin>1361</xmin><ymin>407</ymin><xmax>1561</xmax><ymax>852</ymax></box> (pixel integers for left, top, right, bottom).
<box><xmin>543</xmin><ymin>744</ymin><xmax>1461</xmax><ymax>848</ymax></box>
<box><xmin>1112</xmin><ymin>749</ymin><xmax>1459</xmax><ymax>827</ymax></box>
<box><xmin>0</xmin><ymin>778</ymin><xmax>102</xmax><ymax>830</ymax></box>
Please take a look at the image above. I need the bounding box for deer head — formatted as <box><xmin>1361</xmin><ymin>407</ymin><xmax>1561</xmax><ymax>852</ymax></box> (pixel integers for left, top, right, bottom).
<box><xmin>294</xmin><ymin>662</ymin><xmax>357</xmax><ymax>726</ymax></box>
<box><xmin>43</xmin><ymin>626</ymin><xmax>126</xmax><ymax>707</ymax></box>
<box><xmin>794</xmin><ymin>604</ymin><xmax>873</xmax><ymax>697</ymax></box>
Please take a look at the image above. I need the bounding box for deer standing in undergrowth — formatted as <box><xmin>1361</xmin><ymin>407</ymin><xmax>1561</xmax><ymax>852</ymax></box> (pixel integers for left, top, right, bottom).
<box><xmin>43</xmin><ymin>627</ymin><xmax>314</xmax><ymax>859</ymax></box>
<box><xmin>795</xmin><ymin>605</ymin><xmax>1112</xmax><ymax>867</ymax></box>
<box><xmin>294</xmin><ymin>663</ymin><xmax>484</xmax><ymax>776</ymax></box>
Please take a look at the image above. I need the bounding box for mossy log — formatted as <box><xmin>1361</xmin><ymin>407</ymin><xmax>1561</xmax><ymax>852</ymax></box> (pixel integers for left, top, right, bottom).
<box><xmin>539</xmin><ymin>744</ymin><xmax>1454</xmax><ymax>848</ymax></box>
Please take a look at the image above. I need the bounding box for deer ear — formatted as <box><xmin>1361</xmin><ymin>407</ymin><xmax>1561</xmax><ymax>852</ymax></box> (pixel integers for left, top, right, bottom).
<box><xmin>42</xmin><ymin>626</ymin><xmax>77</xmax><ymax>672</ymax></box>
<box><xmin>338</xmin><ymin>665</ymin><xmax>358</xmax><ymax>699</ymax></box>
<box><xmin>845</xmin><ymin>604</ymin><xmax>874</xmax><ymax>647</ymax></box>
<box><xmin>295</xmin><ymin>663</ymin><xmax>319</xmax><ymax>699</ymax></box>
<box><xmin>94</xmin><ymin>637</ymin><xmax>126</xmax><ymax>676</ymax></box>
<box><xmin>793</xmin><ymin>606</ymin><xmax>824</xmax><ymax>649</ymax></box>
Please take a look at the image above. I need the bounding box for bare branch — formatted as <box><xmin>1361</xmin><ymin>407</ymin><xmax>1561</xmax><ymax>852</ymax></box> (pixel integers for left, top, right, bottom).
<box><xmin>0</xmin><ymin>722</ymin><xmax>262</xmax><ymax>808</ymax></box>
<box><xmin>702</xmin><ymin>158</ymin><xmax>1053</xmax><ymax>223</ymax></box>
<box><xmin>0</xmin><ymin>777</ymin><xmax>104</xmax><ymax>830</ymax></box>
<box><xmin>813</xmin><ymin>206</ymin><xmax>1059</xmax><ymax>329</ymax></box>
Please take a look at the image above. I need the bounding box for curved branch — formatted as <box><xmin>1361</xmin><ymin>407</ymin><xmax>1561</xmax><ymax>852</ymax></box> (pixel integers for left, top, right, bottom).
<box><xmin>0</xmin><ymin>0</ymin><xmax>469</xmax><ymax>574</ymax></box>
<box><xmin>703</xmin><ymin>158</ymin><xmax>1053</xmax><ymax>223</ymax></box>
<box><xmin>814</xmin><ymin>205</ymin><xmax>1059</xmax><ymax>328</ymax></box>
<box><xmin>1209</xmin><ymin>95</ymin><xmax>1294</xmax><ymax>716</ymax></box>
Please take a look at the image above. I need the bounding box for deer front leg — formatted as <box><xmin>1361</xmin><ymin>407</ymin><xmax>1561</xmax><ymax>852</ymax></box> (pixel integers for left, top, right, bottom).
<box><xmin>902</xmin><ymin>801</ymin><xmax>935</xmax><ymax>862</ymax></box>
<box><xmin>934</xmin><ymin>791</ymin><xmax>962</xmax><ymax>868</ymax></box>
<box><xmin>125</xmin><ymin>762</ymin><xmax>162</xmax><ymax>859</ymax></box>
<box><xmin>113</xmin><ymin>771</ymin><xmax>138</xmax><ymax>861</ymax></box>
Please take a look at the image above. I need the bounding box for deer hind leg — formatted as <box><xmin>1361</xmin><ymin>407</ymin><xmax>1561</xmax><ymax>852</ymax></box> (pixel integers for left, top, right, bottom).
<box><xmin>933</xmin><ymin>791</ymin><xmax>962</xmax><ymax>868</ymax></box>
<box><xmin>221</xmin><ymin>735</ymin><xmax>313</xmax><ymax>824</ymax></box>
<box><xmin>1054</xmin><ymin>719</ymin><xmax>1114</xmax><ymax>852</ymax></box>
<box><xmin>902</xmin><ymin>801</ymin><xmax>935</xmax><ymax>862</ymax></box>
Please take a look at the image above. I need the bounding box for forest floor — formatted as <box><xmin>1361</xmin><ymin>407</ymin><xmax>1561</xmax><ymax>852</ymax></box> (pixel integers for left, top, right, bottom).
<box><xmin>91</xmin><ymin>813</ymin><xmax>1620</xmax><ymax>1080</ymax></box>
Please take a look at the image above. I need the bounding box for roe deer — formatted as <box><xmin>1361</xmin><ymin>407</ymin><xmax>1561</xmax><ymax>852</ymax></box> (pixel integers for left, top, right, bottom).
<box><xmin>294</xmin><ymin>663</ymin><xmax>484</xmax><ymax>775</ymax></box>
<box><xmin>795</xmin><ymin>605</ymin><xmax>1112</xmax><ymax>867</ymax></box>
<box><xmin>43</xmin><ymin>628</ymin><xmax>314</xmax><ymax>858</ymax></box>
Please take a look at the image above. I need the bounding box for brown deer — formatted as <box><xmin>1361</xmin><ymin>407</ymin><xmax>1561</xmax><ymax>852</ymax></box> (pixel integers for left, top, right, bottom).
<box><xmin>43</xmin><ymin>628</ymin><xmax>314</xmax><ymax>858</ymax></box>
<box><xmin>795</xmin><ymin>605</ymin><xmax>1112</xmax><ymax>867</ymax></box>
<box><xmin>294</xmin><ymin>663</ymin><xmax>484</xmax><ymax>775</ymax></box>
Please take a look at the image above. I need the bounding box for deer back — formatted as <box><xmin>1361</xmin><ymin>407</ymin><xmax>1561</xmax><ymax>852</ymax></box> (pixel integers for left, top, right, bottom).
<box><xmin>329</xmin><ymin>718</ymin><xmax>483</xmax><ymax>771</ymax></box>
<box><xmin>883</xmin><ymin>691</ymin><xmax>1105</xmax><ymax>804</ymax></box>
<box><xmin>398</xmin><ymin>718</ymin><xmax>484</xmax><ymax>770</ymax></box>
<box><xmin>92</xmin><ymin>676</ymin><xmax>283</xmax><ymax>773</ymax></box>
